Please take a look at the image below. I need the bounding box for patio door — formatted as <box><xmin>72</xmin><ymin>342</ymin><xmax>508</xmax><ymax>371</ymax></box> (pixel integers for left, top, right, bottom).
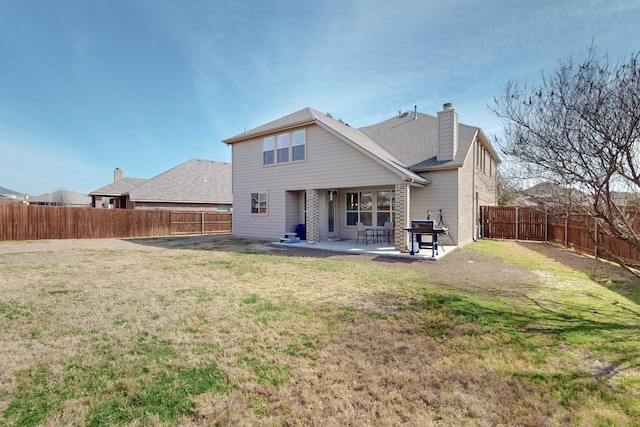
<box><xmin>327</xmin><ymin>191</ymin><xmax>337</xmax><ymax>239</ymax></box>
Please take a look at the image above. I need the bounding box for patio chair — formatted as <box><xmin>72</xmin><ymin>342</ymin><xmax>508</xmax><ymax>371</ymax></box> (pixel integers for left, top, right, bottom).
<box><xmin>356</xmin><ymin>222</ymin><xmax>369</xmax><ymax>244</ymax></box>
<box><xmin>383</xmin><ymin>221</ymin><xmax>394</xmax><ymax>243</ymax></box>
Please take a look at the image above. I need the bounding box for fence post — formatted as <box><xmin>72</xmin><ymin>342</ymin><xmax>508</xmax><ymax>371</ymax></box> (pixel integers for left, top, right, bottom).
<box><xmin>564</xmin><ymin>213</ymin><xmax>568</xmax><ymax>248</ymax></box>
<box><xmin>515</xmin><ymin>206</ymin><xmax>519</xmax><ymax>241</ymax></box>
<box><xmin>594</xmin><ymin>219</ymin><xmax>598</xmax><ymax>260</ymax></box>
<box><xmin>201</xmin><ymin>212</ymin><xmax>205</xmax><ymax>235</ymax></box>
<box><xmin>481</xmin><ymin>206</ymin><xmax>485</xmax><ymax>239</ymax></box>
<box><xmin>543</xmin><ymin>207</ymin><xmax>547</xmax><ymax>242</ymax></box>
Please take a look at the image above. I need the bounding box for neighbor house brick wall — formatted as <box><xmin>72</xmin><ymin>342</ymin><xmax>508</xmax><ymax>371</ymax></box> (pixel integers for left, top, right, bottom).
<box><xmin>306</xmin><ymin>189</ymin><xmax>320</xmax><ymax>243</ymax></box>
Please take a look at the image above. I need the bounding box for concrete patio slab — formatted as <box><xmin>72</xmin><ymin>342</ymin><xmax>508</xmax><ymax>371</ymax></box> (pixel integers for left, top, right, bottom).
<box><xmin>273</xmin><ymin>238</ymin><xmax>456</xmax><ymax>260</ymax></box>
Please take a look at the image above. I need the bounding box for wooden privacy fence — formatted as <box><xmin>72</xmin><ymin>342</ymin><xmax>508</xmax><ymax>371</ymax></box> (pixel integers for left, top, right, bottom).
<box><xmin>0</xmin><ymin>205</ymin><xmax>232</xmax><ymax>241</ymax></box>
<box><xmin>170</xmin><ymin>211</ymin><xmax>232</xmax><ymax>235</ymax></box>
<box><xmin>481</xmin><ymin>206</ymin><xmax>640</xmax><ymax>265</ymax></box>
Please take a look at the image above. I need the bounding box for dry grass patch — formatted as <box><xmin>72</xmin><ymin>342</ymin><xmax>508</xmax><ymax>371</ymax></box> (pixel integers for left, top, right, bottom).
<box><xmin>0</xmin><ymin>236</ymin><xmax>638</xmax><ymax>426</ymax></box>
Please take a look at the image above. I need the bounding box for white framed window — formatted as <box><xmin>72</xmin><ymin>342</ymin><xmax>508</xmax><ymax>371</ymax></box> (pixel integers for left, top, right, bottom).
<box><xmin>263</xmin><ymin>137</ymin><xmax>275</xmax><ymax>165</ymax></box>
<box><xmin>262</xmin><ymin>129</ymin><xmax>306</xmax><ymax>165</ymax></box>
<box><xmin>376</xmin><ymin>190</ymin><xmax>395</xmax><ymax>226</ymax></box>
<box><xmin>292</xmin><ymin>129</ymin><xmax>306</xmax><ymax>161</ymax></box>
<box><xmin>251</xmin><ymin>192</ymin><xmax>268</xmax><ymax>215</ymax></box>
<box><xmin>346</xmin><ymin>190</ymin><xmax>394</xmax><ymax>226</ymax></box>
<box><xmin>277</xmin><ymin>133</ymin><xmax>290</xmax><ymax>163</ymax></box>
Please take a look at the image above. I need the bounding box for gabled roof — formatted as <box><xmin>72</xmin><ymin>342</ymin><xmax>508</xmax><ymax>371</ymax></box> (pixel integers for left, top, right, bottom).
<box><xmin>89</xmin><ymin>178</ymin><xmax>148</xmax><ymax>197</ymax></box>
<box><xmin>129</xmin><ymin>159</ymin><xmax>232</xmax><ymax>203</ymax></box>
<box><xmin>359</xmin><ymin>112</ymin><xmax>480</xmax><ymax>170</ymax></box>
<box><xmin>224</xmin><ymin>105</ymin><xmax>501</xmax><ymax>182</ymax></box>
<box><xmin>0</xmin><ymin>186</ymin><xmax>22</xmax><ymax>196</ymax></box>
<box><xmin>224</xmin><ymin>107</ymin><xmax>429</xmax><ymax>185</ymax></box>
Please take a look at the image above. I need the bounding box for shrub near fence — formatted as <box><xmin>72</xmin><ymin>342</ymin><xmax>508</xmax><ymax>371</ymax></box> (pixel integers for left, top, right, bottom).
<box><xmin>481</xmin><ymin>206</ymin><xmax>640</xmax><ymax>266</ymax></box>
<box><xmin>0</xmin><ymin>205</ymin><xmax>233</xmax><ymax>241</ymax></box>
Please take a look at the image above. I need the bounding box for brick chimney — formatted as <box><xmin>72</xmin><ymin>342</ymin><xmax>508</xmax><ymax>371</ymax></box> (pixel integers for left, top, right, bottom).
<box><xmin>437</xmin><ymin>103</ymin><xmax>458</xmax><ymax>162</ymax></box>
<box><xmin>114</xmin><ymin>168</ymin><xmax>123</xmax><ymax>182</ymax></box>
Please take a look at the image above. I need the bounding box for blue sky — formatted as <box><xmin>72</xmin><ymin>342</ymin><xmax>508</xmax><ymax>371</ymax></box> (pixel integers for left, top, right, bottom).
<box><xmin>1</xmin><ymin>0</ymin><xmax>639</xmax><ymax>195</ymax></box>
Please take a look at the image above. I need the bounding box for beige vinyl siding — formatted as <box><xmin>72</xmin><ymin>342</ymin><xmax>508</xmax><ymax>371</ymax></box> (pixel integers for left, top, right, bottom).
<box><xmin>303</xmin><ymin>126</ymin><xmax>402</xmax><ymax>188</ymax></box>
<box><xmin>231</xmin><ymin>124</ymin><xmax>403</xmax><ymax>239</ymax></box>
<box><xmin>410</xmin><ymin>169</ymin><xmax>458</xmax><ymax>244</ymax></box>
<box><xmin>285</xmin><ymin>190</ymin><xmax>304</xmax><ymax>236</ymax></box>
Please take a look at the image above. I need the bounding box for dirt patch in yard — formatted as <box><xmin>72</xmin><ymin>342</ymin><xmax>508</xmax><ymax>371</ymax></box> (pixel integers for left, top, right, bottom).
<box><xmin>272</xmin><ymin>238</ymin><xmax>634</xmax><ymax>288</ymax></box>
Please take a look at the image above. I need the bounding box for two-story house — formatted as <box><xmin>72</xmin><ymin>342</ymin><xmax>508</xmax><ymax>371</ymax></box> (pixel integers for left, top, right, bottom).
<box><xmin>223</xmin><ymin>103</ymin><xmax>500</xmax><ymax>251</ymax></box>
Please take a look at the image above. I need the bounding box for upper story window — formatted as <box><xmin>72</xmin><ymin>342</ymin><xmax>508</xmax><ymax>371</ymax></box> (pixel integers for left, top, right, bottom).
<box><xmin>263</xmin><ymin>129</ymin><xmax>306</xmax><ymax>166</ymax></box>
<box><xmin>292</xmin><ymin>130</ymin><xmax>305</xmax><ymax>161</ymax></box>
<box><xmin>277</xmin><ymin>133</ymin><xmax>290</xmax><ymax>163</ymax></box>
<box><xmin>263</xmin><ymin>137</ymin><xmax>275</xmax><ymax>165</ymax></box>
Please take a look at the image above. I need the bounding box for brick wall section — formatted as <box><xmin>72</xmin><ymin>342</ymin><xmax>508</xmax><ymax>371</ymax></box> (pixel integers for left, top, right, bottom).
<box><xmin>394</xmin><ymin>183</ymin><xmax>409</xmax><ymax>252</ymax></box>
<box><xmin>306</xmin><ymin>189</ymin><xmax>320</xmax><ymax>243</ymax></box>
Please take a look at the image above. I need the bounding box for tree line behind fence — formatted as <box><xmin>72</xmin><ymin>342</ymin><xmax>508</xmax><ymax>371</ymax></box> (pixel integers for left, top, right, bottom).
<box><xmin>481</xmin><ymin>206</ymin><xmax>640</xmax><ymax>266</ymax></box>
<box><xmin>0</xmin><ymin>204</ymin><xmax>232</xmax><ymax>241</ymax></box>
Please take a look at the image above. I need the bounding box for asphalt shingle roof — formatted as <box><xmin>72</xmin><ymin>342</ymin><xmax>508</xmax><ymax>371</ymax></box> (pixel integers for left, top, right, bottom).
<box><xmin>89</xmin><ymin>178</ymin><xmax>148</xmax><ymax>197</ymax></box>
<box><xmin>129</xmin><ymin>159</ymin><xmax>232</xmax><ymax>203</ymax></box>
<box><xmin>29</xmin><ymin>191</ymin><xmax>91</xmax><ymax>205</ymax></box>
<box><xmin>0</xmin><ymin>186</ymin><xmax>22</xmax><ymax>196</ymax></box>
<box><xmin>224</xmin><ymin>107</ymin><xmax>429</xmax><ymax>184</ymax></box>
<box><xmin>359</xmin><ymin>112</ymin><xmax>479</xmax><ymax>170</ymax></box>
<box><xmin>224</xmin><ymin>106</ymin><xmax>491</xmax><ymax>181</ymax></box>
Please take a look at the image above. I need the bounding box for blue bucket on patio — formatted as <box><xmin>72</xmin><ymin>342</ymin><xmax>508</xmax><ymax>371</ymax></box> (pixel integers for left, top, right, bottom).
<box><xmin>295</xmin><ymin>223</ymin><xmax>306</xmax><ymax>240</ymax></box>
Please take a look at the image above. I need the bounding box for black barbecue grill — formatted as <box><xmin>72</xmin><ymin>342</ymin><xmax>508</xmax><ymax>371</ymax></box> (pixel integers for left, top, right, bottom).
<box><xmin>404</xmin><ymin>220</ymin><xmax>448</xmax><ymax>257</ymax></box>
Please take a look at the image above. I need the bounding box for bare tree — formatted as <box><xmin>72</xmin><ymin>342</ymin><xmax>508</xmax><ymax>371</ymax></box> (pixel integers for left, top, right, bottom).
<box><xmin>490</xmin><ymin>44</ymin><xmax>640</xmax><ymax>270</ymax></box>
<box><xmin>495</xmin><ymin>165</ymin><xmax>523</xmax><ymax>206</ymax></box>
<box><xmin>53</xmin><ymin>189</ymin><xmax>72</xmax><ymax>206</ymax></box>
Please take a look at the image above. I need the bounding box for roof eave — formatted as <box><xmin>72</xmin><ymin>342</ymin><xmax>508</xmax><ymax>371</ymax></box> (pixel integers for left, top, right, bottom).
<box><xmin>131</xmin><ymin>198</ymin><xmax>232</xmax><ymax>204</ymax></box>
<box><xmin>411</xmin><ymin>162</ymin><xmax>464</xmax><ymax>172</ymax></box>
<box><xmin>88</xmin><ymin>192</ymin><xmax>128</xmax><ymax>197</ymax></box>
<box><xmin>476</xmin><ymin>129</ymin><xmax>502</xmax><ymax>164</ymax></box>
<box><xmin>223</xmin><ymin>118</ymin><xmax>315</xmax><ymax>144</ymax></box>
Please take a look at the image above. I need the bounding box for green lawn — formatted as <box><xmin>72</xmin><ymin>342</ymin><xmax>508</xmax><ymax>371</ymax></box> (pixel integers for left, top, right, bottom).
<box><xmin>0</xmin><ymin>236</ymin><xmax>638</xmax><ymax>426</ymax></box>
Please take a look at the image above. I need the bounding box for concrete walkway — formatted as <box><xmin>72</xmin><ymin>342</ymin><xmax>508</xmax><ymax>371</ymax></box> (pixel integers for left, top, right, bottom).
<box><xmin>273</xmin><ymin>238</ymin><xmax>456</xmax><ymax>260</ymax></box>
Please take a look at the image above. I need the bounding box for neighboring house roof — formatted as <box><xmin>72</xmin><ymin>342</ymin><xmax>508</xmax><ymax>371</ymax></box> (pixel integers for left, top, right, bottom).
<box><xmin>224</xmin><ymin>107</ymin><xmax>429</xmax><ymax>185</ymax></box>
<box><xmin>610</xmin><ymin>191</ymin><xmax>640</xmax><ymax>206</ymax></box>
<box><xmin>89</xmin><ymin>178</ymin><xmax>148</xmax><ymax>197</ymax></box>
<box><xmin>522</xmin><ymin>182</ymin><xmax>590</xmax><ymax>206</ymax></box>
<box><xmin>0</xmin><ymin>186</ymin><xmax>22</xmax><ymax>196</ymax></box>
<box><xmin>0</xmin><ymin>186</ymin><xmax>28</xmax><ymax>203</ymax></box>
<box><xmin>129</xmin><ymin>159</ymin><xmax>232</xmax><ymax>203</ymax></box>
<box><xmin>30</xmin><ymin>191</ymin><xmax>91</xmax><ymax>205</ymax></box>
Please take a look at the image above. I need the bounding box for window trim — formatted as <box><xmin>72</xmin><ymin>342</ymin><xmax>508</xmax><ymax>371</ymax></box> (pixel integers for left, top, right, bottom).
<box><xmin>346</xmin><ymin>190</ymin><xmax>394</xmax><ymax>226</ymax></box>
<box><xmin>251</xmin><ymin>192</ymin><xmax>268</xmax><ymax>215</ymax></box>
<box><xmin>263</xmin><ymin>137</ymin><xmax>275</xmax><ymax>165</ymax></box>
<box><xmin>262</xmin><ymin>128</ymin><xmax>306</xmax><ymax>166</ymax></box>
